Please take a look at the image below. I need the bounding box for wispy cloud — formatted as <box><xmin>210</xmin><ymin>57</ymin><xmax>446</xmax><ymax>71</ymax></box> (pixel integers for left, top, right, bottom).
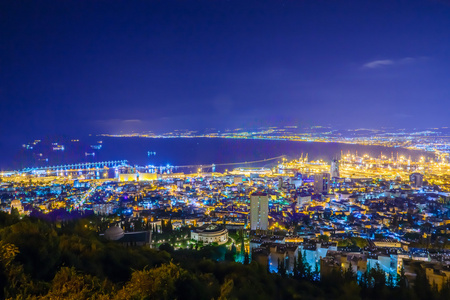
<box><xmin>363</xmin><ymin>60</ymin><xmax>395</xmax><ymax>69</ymax></box>
<box><xmin>362</xmin><ymin>57</ymin><xmax>423</xmax><ymax>69</ymax></box>
<box><xmin>95</xmin><ymin>119</ymin><xmax>144</xmax><ymax>125</ymax></box>
<box><xmin>122</xmin><ymin>119</ymin><xmax>142</xmax><ymax>123</ymax></box>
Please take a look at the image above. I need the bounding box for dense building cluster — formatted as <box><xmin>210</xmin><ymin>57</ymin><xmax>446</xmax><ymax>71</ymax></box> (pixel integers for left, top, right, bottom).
<box><xmin>1</xmin><ymin>154</ymin><xmax>450</xmax><ymax>290</ymax></box>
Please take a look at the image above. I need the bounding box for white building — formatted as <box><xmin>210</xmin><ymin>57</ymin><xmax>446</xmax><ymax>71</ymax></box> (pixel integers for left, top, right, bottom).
<box><xmin>331</xmin><ymin>159</ymin><xmax>339</xmax><ymax>179</ymax></box>
<box><xmin>191</xmin><ymin>224</ymin><xmax>228</xmax><ymax>245</ymax></box>
<box><xmin>250</xmin><ymin>192</ymin><xmax>269</xmax><ymax>231</ymax></box>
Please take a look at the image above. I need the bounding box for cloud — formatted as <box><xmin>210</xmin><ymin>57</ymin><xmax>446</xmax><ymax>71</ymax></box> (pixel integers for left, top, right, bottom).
<box><xmin>95</xmin><ymin>119</ymin><xmax>143</xmax><ymax>124</ymax></box>
<box><xmin>362</xmin><ymin>57</ymin><xmax>426</xmax><ymax>69</ymax></box>
<box><xmin>122</xmin><ymin>119</ymin><xmax>142</xmax><ymax>123</ymax></box>
<box><xmin>363</xmin><ymin>60</ymin><xmax>395</xmax><ymax>69</ymax></box>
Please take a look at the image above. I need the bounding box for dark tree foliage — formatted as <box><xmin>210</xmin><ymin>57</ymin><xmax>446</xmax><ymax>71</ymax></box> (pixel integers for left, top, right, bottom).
<box><xmin>159</xmin><ymin>242</ymin><xmax>174</xmax><ymax>254</ymax></box>
<box><xmin>414</xmin><ymin>266</ymin><xmax>433</xmax><ymax>300</ymax></box>
<box><xmin>1</xmin><ymin>212</ymin><xmax>450</xmax><ymax>300</ymax></box>
<box><xmin>243</xmin><ymin>252</ymin><xmax>249</xmax><ymax>265</ymax></box>
<box><xmin>344</xmin><ymin>262</ymin><xmax>357</xmax><ymax>282</ymax></box>
<box><xmin>277</xmin><ymin>258</ymin><xmax>286</xmax><ymax>278</ymax></box>
<box><xmin>294</xmin><ymin>250</ymin><xmax>311</xmax><ymax>280</ymax></box>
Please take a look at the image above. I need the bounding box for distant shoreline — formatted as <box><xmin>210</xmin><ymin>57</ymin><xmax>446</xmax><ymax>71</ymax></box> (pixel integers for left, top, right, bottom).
<box><xmin>2</xmin><ymin>136</ymin><xmax>434</xmax><ymax>172</ymax></box>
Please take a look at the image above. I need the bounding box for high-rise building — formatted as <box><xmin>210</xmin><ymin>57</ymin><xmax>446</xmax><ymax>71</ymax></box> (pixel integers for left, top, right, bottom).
<box><xmin>314</xmin><ymin>173</ymin><xmax>330</xmax><ymax>194</ymax></box>
<box><xmin>278</xmin><ymin>177</ymin><xmax>284</xmax><ymax>189</ymax></box>
<box><xmin>297</xmin><ymin>192</ymin><xmax>312</xmax><ymax>207</ymax></box>
<box><xmin>290</xmin><ymin>176</ymin><xmax>303</xmax><ymax>188</ymax></box>
<box><xmin>331</xmin><ymin>159</ymin><xmax>339</xmax><ymax>179</ymax></box>
<box><xmin>410</xmin><ymin>173</ymin><xmax>424</xmax><ymax>188</ymax></box>
<box><xmin>250</xmin><ymin>192</ymin><xmax>269</xmax><ymax>231</ymax></box>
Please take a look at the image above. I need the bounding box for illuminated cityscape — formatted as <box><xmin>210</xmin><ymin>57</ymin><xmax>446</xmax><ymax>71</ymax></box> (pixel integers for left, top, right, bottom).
<box><xmin>2</xmin><ymin>150</ymin><xmax>450</xmax><ymax>293</ymax></box>
<box><xmin>2</xmin><ymin>1</ymin><xmax>450</xmax><ymax>299</ymax></box>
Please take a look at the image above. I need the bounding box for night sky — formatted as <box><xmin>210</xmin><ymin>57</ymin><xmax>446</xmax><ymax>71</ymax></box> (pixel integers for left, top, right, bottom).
<box><xmin>1</xmin><ymin>0</ymin><xmax>450</xmax><ymax>140</ymax></box>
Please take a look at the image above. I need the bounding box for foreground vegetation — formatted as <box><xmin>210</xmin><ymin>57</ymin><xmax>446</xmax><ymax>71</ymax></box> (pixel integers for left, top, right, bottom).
<box><xmin>1</xmin><ymin>212</ymin><xmax>449</xmax><ymax>300</ymax></box>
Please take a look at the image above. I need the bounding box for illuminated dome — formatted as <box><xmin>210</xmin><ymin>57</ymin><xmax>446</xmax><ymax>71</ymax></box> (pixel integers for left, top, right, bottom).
<box><xmin>104</xmin><ymin>226</ymin><xmax>124</xmax><ymax>241</ymax></box>
<box><xmin>11</xmin><ymin>199</ymin><xmax>22</xmax><ymax>206</ymax></box>
<box><xmin>10</xmin><ymin>199</ymin><xmax>23</xmax><ymax>212</ymax></box>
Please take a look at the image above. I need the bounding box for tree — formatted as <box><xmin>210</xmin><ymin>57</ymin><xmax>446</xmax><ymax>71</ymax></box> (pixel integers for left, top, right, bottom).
<box><xmin>397</xmin><ymin>265</ymin><xmax>407</xmax><ymax>290</ymax></box>
<box><xmin>277</xmin><ymin>258</ymin><xmax>286</xmax><ymax>277</ymax></box>
<box><xmin>352</xmin><ymin>237</ymin><xmax>369</xmax><ymax>249</ymax></box>
<box><xmin>0</xmin><ymin>241</ymin><xmax>19</xmax><ymax>270</ymax></box>
<box><xmin>344</xmin><ymin>262</ymin><xmax>356</xmax><ymax>282</ymax></box>
<box><xmin>359</xmin><ymin>266</ymin><xmax>370</xmax><ymax>289</ymax></box>
<box><xmin>218</xmin><ymin>278</ymin><xmax>234</xmax><ymax>300</ymax></box>
<box><xmin>413</xmin><ymin>266</ymin><xmax>432</xmax><ymax>300</ymax></box>
<box><xmin>159</xmin><ymin>243</ymin><xmax>174</xmax><ymax>254</ymax></box>
<box><xmin>370</xmin><ymin>263</ymin><xmax>386</xmax><ymax>290</ymax></box>
<box><xmin>299</xmin><ymin>251</ymin><xmax>314</xmax><ymax>280</ymax></box>
<box><xmin>243</xmin><ymin>252</ymin><xmax>249</xmax><ymax>265</ymax></box>
<box><xmin>363</xmin><ymin>263</ymin><xmax>387</xmax><ymax>299</ymax></box>
<box><xmin>42</xmin><ymin>267</ymin><xmax>112</xmax><ymax>300</ymax></box>
<box><xmin>312</xmin><ymin>261</ymin><xmax>320</xmax><ymax>281</ymax></box>
<box><xmin>240</xmin><ymin>230</ymin><xmax>245</xmax><ymax>262</ymax></box>
<box><xmin>339</xmin><ymin>281</ymin><xmax>361</xmax><ymax>300</ymax></box>
<box><xmin>0</xmin><ymin>241</ymin><xmax>31</xmax><ymax>299</ymax></box>
<box><xmin>439</xmin><ymin>278</ymin><xmax>450</xmax><ymax>300</ymax></box>
<box><xmin>0</xmin><ymin>211</ymin><xmax>20</xmax><ymax>228</ymax></box>
<box><xmin>0</xmin><ymin>219</ymin><xmax>60</xmax><ymax>280</ymax></box>
<box><xmin>226</xmin><ymin>244</ymin><xmax>237</xmax><ymax>262</ymax></box>
<box><xmin>116</xmin><ymin>262</ymin><xmax>187</xmax><ymax>300</ymax></box>
<box><xmin>387</xmin><ymin>272</ymin><xmax>395</xmax><ymax>288</ymax></box>
<box><xmin>293</xmin><ymin>257</ymin><xmax>298</xmax><ymax>278</ymax></box>
<box><xmin>318</xmin><ymin>234</ymin><xmax>330</xmax><ymax>242</ymax></box>
<box><xmin>295</xmin><ymin>250</ymin><xmax>311</xmax><ymax>280</ymax></box>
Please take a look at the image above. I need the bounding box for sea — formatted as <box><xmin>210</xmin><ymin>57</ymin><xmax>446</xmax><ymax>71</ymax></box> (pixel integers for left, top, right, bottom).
<box><xmin>0</xmin><ymin>136</ymin><xmax>434</xmax><ymax>172</ymax></box>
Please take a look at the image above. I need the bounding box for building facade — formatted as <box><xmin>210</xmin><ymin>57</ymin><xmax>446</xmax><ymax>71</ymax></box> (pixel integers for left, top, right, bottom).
<box><xmin>314</xmin><ymin>173</ymin><xmax>331</xmax><ymax>194</ymax></box>
<box><xmin>410</xmin><ymin>173</ymin><xmax>424</xmax><ymax>188</ymax></box>
<box><xmin>191</xmin><ymin>224</ymin><xmax>228</xmax><ymax>245</ymax></box>
<box><xmin>250</xmin><ymin>192</ymin><xmax>269</xmax><ymax>230</ymax></box>
<box><xmin>331</xmin><ymin>159</ymin><xmax>339</xmax><ymax>179</ymax></box>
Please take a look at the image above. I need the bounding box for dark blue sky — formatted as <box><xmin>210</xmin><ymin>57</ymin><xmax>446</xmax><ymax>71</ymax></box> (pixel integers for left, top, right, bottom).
<box><xmin>1</xmin><ymin>0</ymin><xmax>450</xmax><ymax>139</ymax></box>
